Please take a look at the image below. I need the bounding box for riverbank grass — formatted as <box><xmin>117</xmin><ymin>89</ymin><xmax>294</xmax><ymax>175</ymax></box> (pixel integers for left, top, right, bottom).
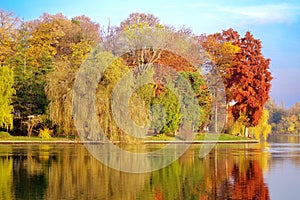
<box><xmin>0</xmin><ymin>133</ymin><xmax>252</xmax><ymax>142</ymax></box>
<box><xmin>146</xmin><ymin>133</ymin><xmax>251</xmax><ymax>141</ymax></box>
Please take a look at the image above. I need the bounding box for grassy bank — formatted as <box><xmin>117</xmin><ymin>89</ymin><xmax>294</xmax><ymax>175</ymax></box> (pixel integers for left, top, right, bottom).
<box><xmin>0</xmin><ymin>132</ymin><xmax>254</xmax><ymax>142</ymax></box>
<box><xmin>146</xmin><ymin>134</ymin><xmax>252</xmax><ymax>141</ymax></box>
<box><xmin>0</xmin><ymin>131</ymin><xmax>76</xmax><ymax>141</ymax></box>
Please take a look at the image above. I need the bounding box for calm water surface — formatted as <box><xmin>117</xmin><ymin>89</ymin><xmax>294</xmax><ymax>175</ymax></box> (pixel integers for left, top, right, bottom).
<box><xmin>0</xmin><ymin>135</ymin><xmax>300</xmax><ymax>200</ymax></box>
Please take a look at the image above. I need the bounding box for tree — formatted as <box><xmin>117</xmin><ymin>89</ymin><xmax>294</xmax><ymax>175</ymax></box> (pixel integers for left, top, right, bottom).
<box><xmin>116</xmin><ymin>13</ymin><xmax>210</xmax><ymax>135</ymax></box>
<box><xmin>0</xmin><ymin>10</ymin><xmax>19</xmax><ymax>66</ymax></box>
<box><xmin>199</xmin><ymin>29</ymin><xmax>272</xmax><ymax>135</ymax></box>
<box><xmin>198</xmin><ymin>29</ymin><xmax>240</xmax><ymax>133</ymax></box>
<box><xmin>117</xmin><ymin>12</ymin><xmax>160</xmax><ymax>32</ymax></box>
<box><xmin>226</xmin><ymin>32</ymin><xmax>272</xmax><ymax>135</ymax></box>
<box><xmin>267</xmin><ymin>101</ymin><xmax>300</xmax><ymax>134</ymax></box>
<box><xmin>0</xmin><ymin>10</ymin><xmax>18</xmax><ymax>130</ymax></box>
<box><xmin>40</xmin><ymin>13</ymin><xmax>101</xmax><ymax>136</ymax></box>
<box><xmin>0</xmin><ymin>66</ymin><xmax>15</xmax><ymax>130</ymax></box>
<box><xmin>176</xmin><ymin>71</ymin><xmax>211</xmax><ymax>131</ymax></box>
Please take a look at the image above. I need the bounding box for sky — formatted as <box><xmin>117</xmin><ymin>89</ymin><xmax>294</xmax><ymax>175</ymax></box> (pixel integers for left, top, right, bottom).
<box><xmin>1</xmin><ymin>0</ymin><xmax>300</xmax><ymax>107</ymax></box>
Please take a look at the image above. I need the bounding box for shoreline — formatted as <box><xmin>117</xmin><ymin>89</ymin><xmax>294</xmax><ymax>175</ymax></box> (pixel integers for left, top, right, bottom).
<box><xmin>0</xmin><ymin>140</ymin><xmax>259</xmax><ymax>144</ymax></box>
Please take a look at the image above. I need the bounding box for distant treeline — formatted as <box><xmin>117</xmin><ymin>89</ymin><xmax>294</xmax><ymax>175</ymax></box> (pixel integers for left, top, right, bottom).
<box><xmin>266</xmin><ymin>100</ymin><xmax>300</xmax><ymax>134</ymax></box>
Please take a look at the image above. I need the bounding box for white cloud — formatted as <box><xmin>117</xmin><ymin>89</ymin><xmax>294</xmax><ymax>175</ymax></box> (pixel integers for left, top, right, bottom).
<box><xmin>219</xmin><ymin>4</ymin><xmax>300</xmax><ymax>24</ymax></box>
<box><xmin>189</xmin><ymin>2</ymin><xmax>300</xmax><ymax>25</ymax></box>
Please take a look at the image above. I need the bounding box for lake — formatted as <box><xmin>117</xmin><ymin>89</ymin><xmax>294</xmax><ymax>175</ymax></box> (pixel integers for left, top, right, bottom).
<box><xmin>0</xmin><ymin>135</ymin><xmax>300</xmax><ymax>200</ymax></box>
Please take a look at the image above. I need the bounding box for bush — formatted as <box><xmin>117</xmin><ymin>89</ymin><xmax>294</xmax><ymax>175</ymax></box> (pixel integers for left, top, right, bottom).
<box><xmin>0</xmin><ymin>131</ymin><xmax>11</xmax><ymax>138</ymax></box>
<box><xmin>38</xmin><ymin>128</ymin><xmax>53</xmax><ymax>139</ymax></box>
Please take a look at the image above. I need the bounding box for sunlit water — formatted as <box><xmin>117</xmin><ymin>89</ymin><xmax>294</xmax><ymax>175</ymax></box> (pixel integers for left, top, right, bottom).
<box><xmin>0</xmin><ymin>134</ymin><xmax>300</xmax><ymax>200</ymax></box>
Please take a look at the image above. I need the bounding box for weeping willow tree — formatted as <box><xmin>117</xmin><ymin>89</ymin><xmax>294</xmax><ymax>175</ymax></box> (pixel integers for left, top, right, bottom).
<box><xmin>0</xmin><ymin>66</ymin><xmax>15</xmax><ymax>130</ymax></box>
<box><xmin>95</xmin><ymin>52</ymin><xmax>136</xmax><ymax>141</ymax></box>
<box><xmin>249</xmin><ymin>109</ymin><xmax>271</xmax><ymax>140</ymax></box>
<box><xmin>45</xmin><ymin>60</ymin><xmax>76</xmax><ymax>135</ymax></box>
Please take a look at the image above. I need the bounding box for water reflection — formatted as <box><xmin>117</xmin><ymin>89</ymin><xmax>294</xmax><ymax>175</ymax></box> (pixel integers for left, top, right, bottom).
<box><xmin>0</xmin><ymin>143</ymin><xmax>273</xmax><ymax>200</ymax></box>
<box><xmin>144</xmin><ymin>145</ymin><xmax>270</xmax><ymax>199</ymax></box>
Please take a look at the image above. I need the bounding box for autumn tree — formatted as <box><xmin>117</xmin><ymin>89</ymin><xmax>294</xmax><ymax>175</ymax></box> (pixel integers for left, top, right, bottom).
<box><xmin>44</xmin><ymin>14</ymin><xmax>101</xmax><ymax>136</ymax></box>
<box><xmin>267</xmin><ymin>101</ymin><xmax>300</xmax><ymax>134</ymax></box>
<box><xmin>0</xmin><ymin>10</ymin><xmax>19</xmax><ymax>130</ymax></box>
<box><xmin>0</xmin><ymin>10</ymin><xmax>19</xmax><ymax>65</ymax></box>
<box><xmin>4</xmin><ymin>12</ymin><xmax>101</xmax><ymax>135</ymax></box>
<box><xmin>116</xmin><ymin>13</ymin><xmax>211</xmax><ymax>135</ymax></box>
<box><xmin>226</xmin><ymin>32</ymin><xmax>272</xmax><ymax>136</ymax></box>
<box><xmin>198</xmin><ymin>29</ymin><xmax>240</xmax><ymax>133</ymax></box>
<box><xmin>117</xmin><ymin>12</ymin><xmax>160</xmax><ymax>32</ymax></box>
<box><xmin>199</xmin><ymin>29</ymin><xmax>272</xmax><ymax>135</ymax></box>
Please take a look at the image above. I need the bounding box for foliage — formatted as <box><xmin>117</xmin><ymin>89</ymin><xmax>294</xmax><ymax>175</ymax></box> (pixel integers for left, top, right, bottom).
<box><xmin>228</xmin><ymin>109</ymin><xmax>271</xmax><ymax>140</ymax></box>
<box><xmin>227</xmin><ymin>32</ymin><xmax>272</xmax><ymax>127</ymax></box>
<box><xmin>0</xmin><ymin>66</ymin><xmax>15</xmax><ymax>130</ymax></box>
<box><xmin>95</xmin><ymin>53</ymin><xmax>134</xmax><ymax>141</ymax></box>
<box><xmin>44</xmin><ymin>14</ymin><xmax>101</xmax><ymax>136</ymax></box>
<box><xmin>0</xmin><ymin>10</ymin><xmax>20</xmax><ymax>65</ymax></box>
<box><xmin>0</xmin><ymin>10</ymin><xmax>18</xmax><ymax>130</ymax></box>
<box><xmin>117</xmin><ymin>12</ymin><xmax>160</xmax><ymax>32</ymax></box>
<box><xmin>178</xmin><ymin>71</ymin><xmax>211</xmax><ymax>130</ymax></box>
<box><xmin>228</xmin><ymin>115</ymin><xmax>246</xmax><ymax>136</ymax></box>
<box><xmin>0</xmin><ymin>157</ymin><xmax>13</xmax><ymax>200</ymax></box>
<box><xmin>38</xmin><ymin>127</ymin><xmax>53</xmax><ymax>139</ymax></box>
<box><xmin>201</xmin><ymin>29</ymin><xmax>272</xmax><ymax>132</ymax></box>
<box><xmin>0</xmin><ymin>131</ymin><xmax>11</xmax><ymax>138</ymax></box>
<box><xmin>266</xmin><ymin>100</ymin><xmax>300</xmax><ymax>134</ymax></box>
<box><xmin>0</xmin><ymin>9</ymin><xmax>273</xmax><ymax>138</ymax></box>
<box><xmin>151</xmin><ymin>88</ymin><xmax>181</xmax><ymax>135</ymax></box>
<box><xmin>249</xmin><ymin>109</ymin><xmax>272</xmax><ymax>140</ymax></box>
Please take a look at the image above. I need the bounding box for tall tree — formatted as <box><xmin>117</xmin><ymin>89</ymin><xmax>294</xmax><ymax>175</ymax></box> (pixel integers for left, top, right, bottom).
<box><xmin>117</xmin><ymin>12</ymin><xmax>160</xmax><ymax>32</ymax></box>
<box><xmin>0</xmin><ymin>66</ymin><xmax>14</xmax><ymax>130</ymax></box>
<box><xmin>117</xmin><ymin>13</ymin><xmax>211</xmax><ymax>135</ymax></box>
<box><xmin>0</xmin><ymin>10</ymin><xmax>19</xmax><ymax>66</ymax></box>
<box><xmin>0</xmin><ymin>10</ymin><xmax>18</xmax><ymax>130</ymax></box>
<box><xmin>45</xmin><ymin>14</ymin><xmax>101</xmax><ymax>136</ymax></box>
<box><xmin>198</xmin><ymin>29</ymin><xmax>240</xmax><ymax>132</ymax></box>
<box><xmin>227</xmin><ymin>32</ymin><xmax>272</xmax><ymax>130</ymax></box>
<box><xmin>199</xmin><ymin>29</ymin><xmax>272</xmax><ymax>134</ymax></box>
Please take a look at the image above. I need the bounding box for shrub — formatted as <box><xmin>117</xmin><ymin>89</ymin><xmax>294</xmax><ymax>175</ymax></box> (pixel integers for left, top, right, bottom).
<box><xmin>38</xmin><ymin>128</ymin><xmax>53</xmax><ymax>139</ymax></box>
<box><xmin>0</xmin><ymin>131</ymin><xmax>11</xmax><ymax>138</ymax></box>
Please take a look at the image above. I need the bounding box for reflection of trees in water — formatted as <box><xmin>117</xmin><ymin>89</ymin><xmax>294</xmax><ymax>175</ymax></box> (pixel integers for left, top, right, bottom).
<box><xmin>229</xmin><ymin>160</ymin><xmax>269</xmax><ymax>200</ymax></box>
<box><xmin>267</xmin><ymin>135</ymin><xmax>300</xmax><ymax>167</ymax></box>
<box><xmin>0</xmin><ymin>144</ymin><xmax>271</xmax><ymax>199</ymax></box>
<box><xmin>13</xmin><ymin>160</ymin><xmax>47</xmax><ymax>200</ymax></box>
<box><xmin>44</xmin><ymin>145</ymin><xmax>149</xmax><ymax>200</ymax></box>
<box><xmin>0</xmin><ymin>146</ymin><xmax>49</xmax><ymax>200</ymax></box>
<box><xmin>144</xmin><ymin>145</ymin><xmax>270</xmax><ymax>200</ymax></box>
<box><xmin>0</xmin><ymin>145</ymin><xmax>150</xmax><ymax>200</ymax></box>
<box><xmin>0</xmin><ymin>157</ymin><xmax>13</xmax><ymax>200</ymax></box>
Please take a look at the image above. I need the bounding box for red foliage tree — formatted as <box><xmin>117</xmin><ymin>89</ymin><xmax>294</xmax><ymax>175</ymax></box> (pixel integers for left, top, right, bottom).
<box><xmin>227</xmin><ymin>32</ymin><xmax>272</xmax><ymax>126</ymax></box>
<box><xmin>199</xmin><ymin>28</ymin><xmax>272</xmax><ymax>131</ymax></box>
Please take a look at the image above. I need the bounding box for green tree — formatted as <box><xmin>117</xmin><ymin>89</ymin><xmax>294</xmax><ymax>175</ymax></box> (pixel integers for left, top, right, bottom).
<box><xmin>0</xmin><ymin>66</ymin><xmax>15</xmax><ymax>129</ymax></box>
<box><xmin>176</xmin><ymin>71</ymin><xmax>211</xmax><ymax>131</ymax></box>
<box><xmin>0</xmin><ymin>10</ymin><xmax>18</xmax><ymax>130</ymax></box>
<box><xmin>151</xmin><ymin>88</ymin><xmax>181</xmax><ymax>135</ymax></box>
<box><xmin>249</xmin><ymin>109</ymin><xmax>271</xmax><ymax>140</ymax></box>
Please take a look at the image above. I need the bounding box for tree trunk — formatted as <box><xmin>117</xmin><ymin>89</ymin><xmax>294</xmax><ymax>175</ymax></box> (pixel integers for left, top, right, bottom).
<box><xmin>244</xmin><ymin>126</ymin><xmax>248</xmax><ymax>138</ymax></box>
<box><xmin>214</xmin><ymin>103</ymin><xmax>218</xmax><ymax>133</ymax></box>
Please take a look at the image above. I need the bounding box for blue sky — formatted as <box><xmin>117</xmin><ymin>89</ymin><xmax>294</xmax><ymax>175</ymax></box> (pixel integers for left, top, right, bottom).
<box><xmin>1</xmin><ymin>0</ymin><xmax>300</xmax><ymax>107</ymax></box>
